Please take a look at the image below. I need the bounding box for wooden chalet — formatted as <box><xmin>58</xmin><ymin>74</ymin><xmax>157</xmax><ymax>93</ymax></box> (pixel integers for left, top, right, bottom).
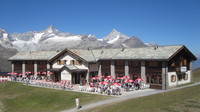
<box><xmin>8</xmin><ymin>45</ymin><xmax>197</xmax><ymax>90</ymax></box>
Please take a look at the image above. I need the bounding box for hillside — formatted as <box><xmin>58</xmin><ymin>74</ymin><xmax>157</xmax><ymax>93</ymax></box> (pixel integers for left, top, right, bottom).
<box><xmin>0</xmin><ymin>45</ymin><xmax>18</xmax><ymax>72</ymax></box>
<box><xmin>193</xmin><ymin>68</ymin><xmax>200</xmax><ymax>82</ymax></box>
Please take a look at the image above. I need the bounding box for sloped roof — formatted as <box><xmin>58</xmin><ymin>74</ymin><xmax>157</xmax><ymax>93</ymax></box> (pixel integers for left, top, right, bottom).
<box><xmin>95</xmin><ymin>45</ymin><xmax>196</xmax><ymax>61</ymax></box>
<box><xmin>68</xmin><ymin>49</ymin><xmax>96</xmax><ymax>62</ymax></box>
<box><xmin>8</xmin><ymin>51</ymin><xmax>61</xmax><ymax>61</ymax></box>
<box><xmin>8</xmin><ymin>45</ymin><xmax>197</xmax><ymax>62</ymax></box>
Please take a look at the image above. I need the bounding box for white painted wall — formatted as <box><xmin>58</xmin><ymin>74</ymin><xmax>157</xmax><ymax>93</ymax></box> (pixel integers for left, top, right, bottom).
<box><xmin>168</xmin><ymin>72</ymin><xmax>177</xmax><ymax>87</ymax></box>
<box><xmin>168</xmin><ymin>70</ymin><xmax>191</xmax><ymax>87</ymax></box>
<box><xmin>61</xmin><ymin>70</ymin><xmax>71</xmax><ymax>81</ymax></box>
<box><xmin>52</xmin><ymin>52</ymin><xmax>76</xmax><ymax>68</ymax></box>
<box><xmin>89</xmin><ymin>63</ymin><xmax>98</xmax><ymax>72</ymax></box>
<box><xmin>178</xmin><ymin>71</ymin><xmax>191</xmax><ymax>85</ymax></box>
<box><xmin>52</xmin><ymin>52</ymin><xmax>88</xmax><ymax>69</ymax></box>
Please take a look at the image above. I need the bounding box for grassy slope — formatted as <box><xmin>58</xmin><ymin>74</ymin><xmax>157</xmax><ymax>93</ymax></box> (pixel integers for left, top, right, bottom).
<box><xmin>193</xmin><ymin>68</ymin><xmax>200</xmax><ymax>82</ymax></box>
<box><xmin>84</xmin><ymin>85</ymin><xmax>200</xmax><ymax>112</ymax></box>
<box><xmin>0</xmin><ymin>82</ymin><xmax>111</xmax><ymax>112</ymax></box>
<box><xmin>83</xmin><ymin>70</ymin><xmax>200</xmax><ymax>112</ymax></box>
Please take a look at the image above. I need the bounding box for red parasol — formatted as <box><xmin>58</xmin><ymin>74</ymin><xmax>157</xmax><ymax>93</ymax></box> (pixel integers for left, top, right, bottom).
<box><xmin>42</xmin><ymin>72</ymin><xmax>46</xmax><ymax>74</ymax></box>
<box><xmin>106</xmin><ymin>75</ymin><xmax>112</xmax><ymax>78</ymax></box>
<box><xmin>111</xmin><ymin>82</ymin><xmax>121</xmax><ymax>86</ymax></box>
<box><xmin>7</xmin><ymin>72</ymin><xmax>11</xmax><ymax>75</ymax></box>
<box><xmin>99</xmin><ymin>81</ymin><xmax>109</xmax><ymax>85</ymax></box>
<box><xmin>90</xmin><ymin>77</ymin><xmax>98</xmax><ymax>80</ymax></box>
<box><xmin>124</xmin><ymin>79</ymin><xmax>134</xmax><ymax>83</ymax></box>
<box><xmin>97</xmin><ymin>75</ymin><xmax>105</xmax><ymax>78</ymax></box>
<box><xmin>123</xmin><ymin>76</ymin><xmax>130</xmax><ymax>79</ymax></box>
<box><xmin>135</xmin><ymin>78</ymin><xmax>145</xmax><ymax>81</ymax></box>
<box><xmin>47</xmin><ymin>72</ymin><xmax>53</xmax><ymax>75</ymax></box>
<box><xmin>117</xmin><ymin>77</ymin><xmax>124</xmax><ymax>80</ymax></box>
<box><xmin>26</xmin><ymin>71</ymin><xmax>31</xmax><ymax>74</ymax></box>
<box><xmin>104</xmin><ymin>78</ymin><xmax>114</xmax><ymax>82</ymax></box>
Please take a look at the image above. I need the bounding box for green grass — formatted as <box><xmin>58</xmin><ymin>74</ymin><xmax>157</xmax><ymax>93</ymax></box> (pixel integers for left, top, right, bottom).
<box><xmin>193</xmin><ymin>68</ymin><xmax>200</xmax><ymax>82</ymax></box>
<box><xmin>83</xmin><ymin>84</ymin><xmax>200</xmax><ymax>112</ymax></box>
<box><xmin>0</xmin><ymin>81</ymin><xmax>111</xmax><ymax>112</ymax></box>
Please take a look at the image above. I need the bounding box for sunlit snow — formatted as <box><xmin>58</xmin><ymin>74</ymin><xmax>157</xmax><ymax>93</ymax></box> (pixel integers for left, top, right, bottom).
<box><xmin>48</xmin><ymin>35</ymin><xmax>82</xmax><ymax>42</ymax></box>
<box><xmin>32</xmin><ymin>33</ymin><xmax>44</xmax><ymax>43</ymax></box>
<box><xmin>107</xmin><ymin>35</ymin><xmax>119</xmax><ymax>44</ymax></box>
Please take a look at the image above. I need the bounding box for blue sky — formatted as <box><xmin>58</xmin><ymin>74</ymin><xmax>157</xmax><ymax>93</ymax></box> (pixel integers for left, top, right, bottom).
<box><xmin>0</xmin><ymin>0</ymin><xmax>200</xmax><ymax>54</ymax></box>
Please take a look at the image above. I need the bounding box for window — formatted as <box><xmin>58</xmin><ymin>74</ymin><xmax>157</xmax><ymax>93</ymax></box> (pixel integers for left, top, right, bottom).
<box><xmin>171</xmin><ymin>75</ymin><xmax>176</xmax><ymax>82</ymax></box>
<box><xmin>38</xmin><ymin>61</ymin><xmax>46</xmax><ymax>65</ymax></box>
<box><xmin>70</xmin><ymin>60</ymin><xmax>76</xmax><ymax>65</ymax></box>
<box><xmin>60</xmin><ymin>60</ymin><xmax>66</xmax><ymax>65</ymax></box>
<box><xmin>183</xmin><ymin>59</ymin><xmax>187</xmax><ymax>66</ymax></box>
<box><xmin>129</xmin><ymin>61</ymin><xmax>139</xmax><ymax>67</ymax></box>
<box><xmin>149</xmin><ymin>61</ymin><xmax>158</xmax><ymax>67</ymax></box>
<box><xmin>116</xmin><ymin>61</ymin><xmax>124</xmax><ymax>66</ymax></box>
<box><xmin>177</xmin><ymin>73</ymin><xmax>188</xmax><ymax>81</ymax></box>
<box><xmin>183</xmin><ymin>73</ymin><xmax>188</xmax><ymax>80</ymax></box>
<box><xmin>171</xmin><ymin>62</ymin><xmax>175</xmax><ymax>67</ymax></box>
<box><xmin>102</xmin><ymin>61</ymin><xmax>109</xmax><ymax>66</ymax></box>
<box><xmin>57</xmin><ymin>60</ymin><xmax>61</xmax><ymax>65</ymax></box>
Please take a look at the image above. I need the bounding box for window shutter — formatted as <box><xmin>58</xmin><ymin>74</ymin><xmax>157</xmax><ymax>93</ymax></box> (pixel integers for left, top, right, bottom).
<box><xmin>60</xmin><ymin>60</ymin><xmax>65</xmax><ymax>65</ymax></box>
<box><xmin>75</xmin><ymin>60</ymin><xmax>78</xmax><ymax>65</ymax></box>
<box><xmin>184</xmin><ymin>59</ymin><xmax>187</xmax><ymax>66</ymax></box>
<box><xmin>70</xmin><ymin>60</ymin><xmax>72</xmax><ymax>64</ymax></box>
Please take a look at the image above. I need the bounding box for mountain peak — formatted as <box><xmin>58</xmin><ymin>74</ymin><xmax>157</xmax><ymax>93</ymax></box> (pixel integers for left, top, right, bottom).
<box><xmin>0</xmin><ymin>28</ymin><xmax>6</xmax><ymax>33</ymax></box>
<box><xmin>111</xmin><ymin>29</ymin><xmax>118</xmax><ymax>33</ymax></box>
<box><xmin>44</xmin><ymin>25</ymin><xmax>56</xmax><ymax>33</ymax></box>
<box><xmin>103</xmin><ymin>29</ymin><xmax>129</xmax><ymax>44</ymax></box>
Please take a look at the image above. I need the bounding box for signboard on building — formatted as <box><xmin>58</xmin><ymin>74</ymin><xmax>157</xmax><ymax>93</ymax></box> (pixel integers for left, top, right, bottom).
<box><xmin>181</xmin><ymin>66</ymin><xmax>187</xmax><ymax>72</ymax></box>
<box><xmin>89</xmin><ymin>64</ymin><xmax>98</xmax><ymax>72</ymax></box>
<box><xmin>61</xmin><ymin>70</ymin><xmax>71</xmax><ymax>81</ymax></box>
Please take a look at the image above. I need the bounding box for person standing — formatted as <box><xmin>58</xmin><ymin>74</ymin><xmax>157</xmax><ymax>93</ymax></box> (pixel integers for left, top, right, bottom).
<box><xmin>75</xmin><ymin>97</ymin><xmax>80</xmax><ymax>109</ymax></box>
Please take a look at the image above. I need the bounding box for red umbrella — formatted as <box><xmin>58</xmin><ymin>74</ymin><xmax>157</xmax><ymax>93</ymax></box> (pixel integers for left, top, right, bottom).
<box><xmin>13</xmin><ymin>72</ymin><xmax>18</xmax><ymax>75</ymax></box>
<box><xmin>7</xmin><ymin>72</ymin><xmax>11</xmax><ymax>75</ymax></box>
<box><xmin>34</xmin><ymin>72</ymin><xmax>40</xmax><ymax>74</ymax></box>
<box><xmin>123</xmin><ymin>76</ymin><xmax>130</xmax><ymax>79</ymax></box>
<box><xmin>97</xmin><ymin>75</ymin><xmax>105</xmax><ymax>78</ymax></box>
<box><xmin>109</xmin><ymin>78</ymin><xmax>114</xmax><ymax>82</ymax></box>
<box><xmin>135</xmin><ymin>78</ymin><xmax>145</xmax><ymax>81</ymax></box>
<box><xmin>104</xmin><ymin>78</ymin><xmax>114</xmax><ymax>82</ymax></box>
<box><xmin>111</xmin><ymin>82</ymin><xmax>121</xmax><ymax>86</ymax></box>
<box><xmin>124</xmin><ymin>79</ymin><xmax>134</xmax><ymax>83</ymax></box>
<box><xmin>99</xmin><ymin>81</ymin><xmax>108</xmax><ymax>85</ymax></box>
<box><xmin>26</xmin><ymin>71</ymin><xmax>31</xmax><ymax>74</ymax></box>
<box><xmin>90</xmin><ymin>77</ymin><xmax>98</xmax><ymax>80</ymax></box>
<box><xmin>106</xmin><ymin>75</ymin><xmax>112</xmax><ymax>78</ymax></box>
<box><xmin>117</xmin><ymin>77</ymin><xmax>124</xmax><ymax>80</ymax></box>
<box><xmin>47</xmin><ymin>72</ymin><xmax>53</xmax><ymax>75</ymax></box>
<box><xmin>42</xmin><ymin>72</ymin><xmax>46</xmax><ymax>74</ymax></box>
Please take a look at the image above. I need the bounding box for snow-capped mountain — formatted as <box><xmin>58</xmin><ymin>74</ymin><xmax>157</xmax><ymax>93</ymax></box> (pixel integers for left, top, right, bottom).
<box><xmin>103</xmin><ymin>29</ymin><xmax>129</xmax><ymax>44</ymax></box>
<box><xmin>145</xmin><ymin>42</ymin><xmax>159</xmax><ymax>47</ymax></box>
<box><xmin>103</xmin><ymin>29</ymin><xmax>147</xmax><ymax>48</ymax></box>
<box><xmin>0</xmin><ymin>28</ymin><xmax>13</xmax><ymax>48</ymax></box>
<box><xmin>0</xmin><ymin>25</ymin><xmax>148</xmax><ymax>51</ymax></box>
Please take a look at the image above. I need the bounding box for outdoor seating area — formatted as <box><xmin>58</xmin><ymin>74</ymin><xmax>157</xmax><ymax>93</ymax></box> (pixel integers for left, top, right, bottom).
<box><xmin>6</xmin><ymin>71</ymin><xmax>151</xmax><ymax>96</ymax></box>
<box><xmin>78</xmin><ymin>75</ymin><xmax>150</xmax><ymax>96</ymax></box>
<box><xmin>6</xmin><ymin>72</ymin><xmax>74</xmax><ymax>90</ymax></box>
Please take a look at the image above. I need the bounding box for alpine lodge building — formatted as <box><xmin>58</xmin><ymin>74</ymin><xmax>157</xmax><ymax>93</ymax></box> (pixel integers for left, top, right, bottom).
<box><xmin>8</xmin><ymin>45</ymin><xmax>197</xmax><ymax>90</ymax></box>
